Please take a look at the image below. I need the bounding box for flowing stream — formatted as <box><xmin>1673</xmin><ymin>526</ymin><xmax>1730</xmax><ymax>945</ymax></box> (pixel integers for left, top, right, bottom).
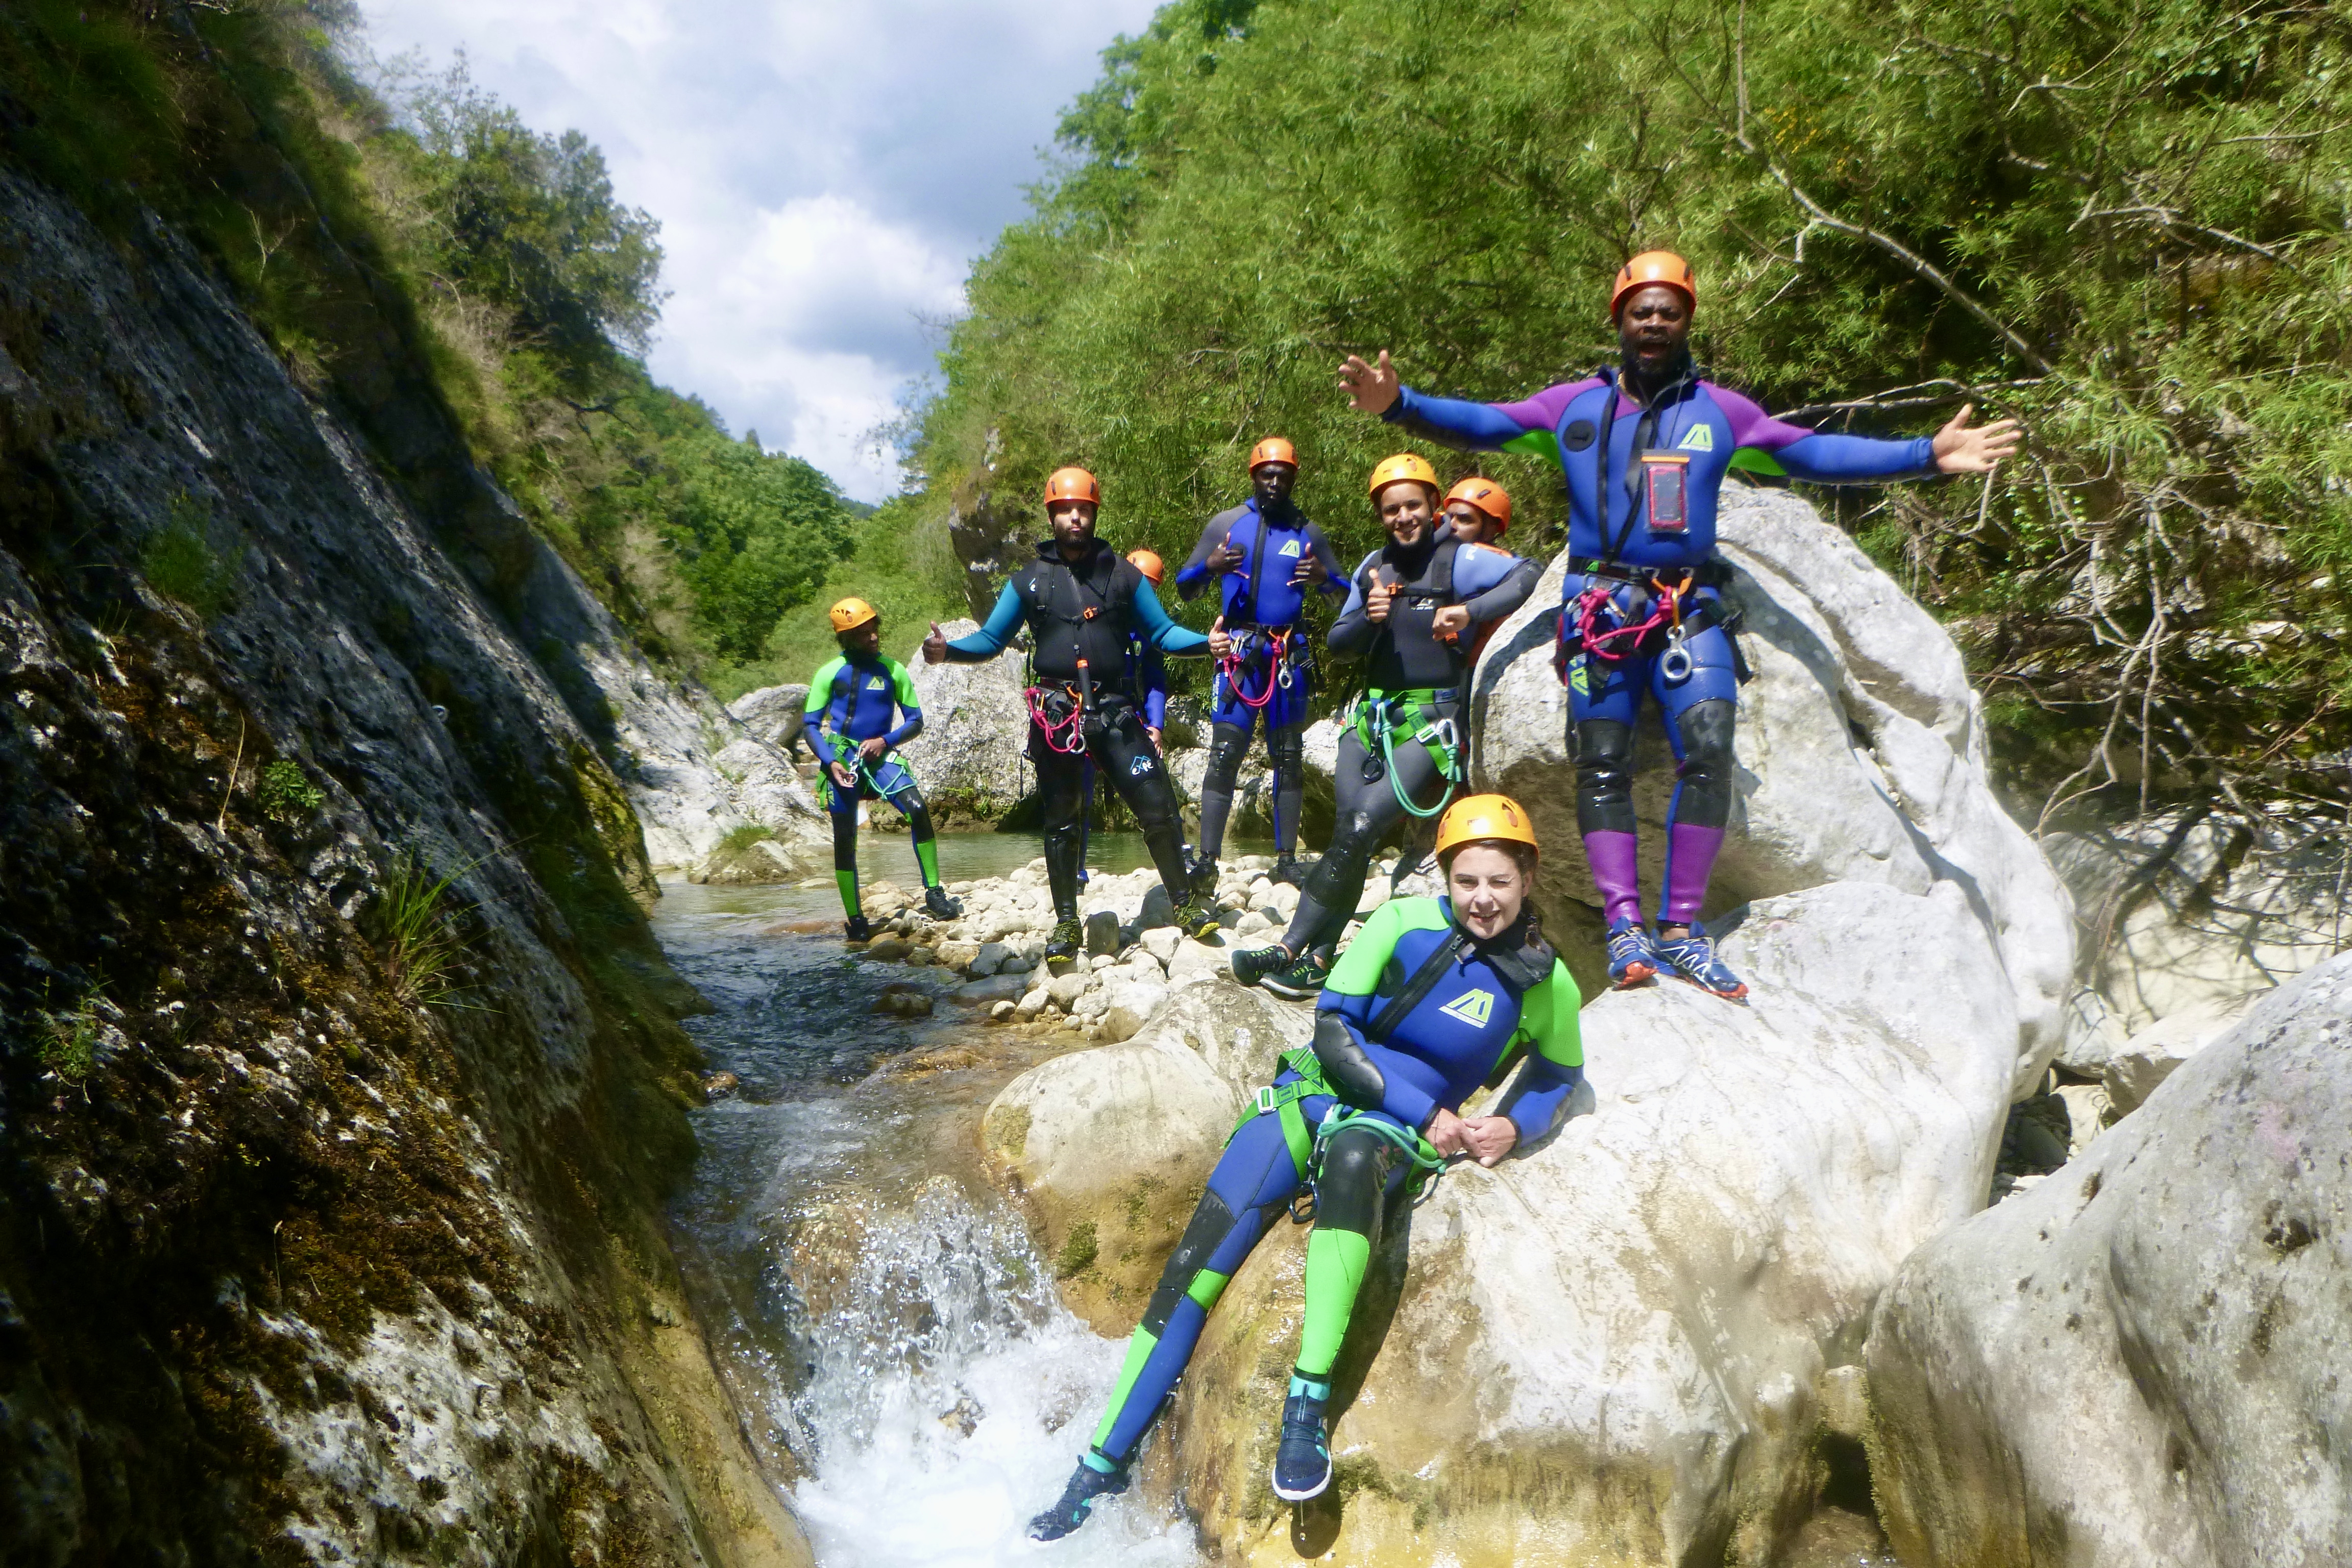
<box><xmin>657</xmin><ymin>831</ymin><xmax>1202</xmax><ymax>1566</ymax></box>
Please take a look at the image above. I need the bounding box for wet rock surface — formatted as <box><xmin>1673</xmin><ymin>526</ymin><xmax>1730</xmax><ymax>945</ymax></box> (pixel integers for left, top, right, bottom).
<box><xmin>1867</xmin><ymin>953</ymin><xmax>2352</xmax><ymax>1568</ymax></box>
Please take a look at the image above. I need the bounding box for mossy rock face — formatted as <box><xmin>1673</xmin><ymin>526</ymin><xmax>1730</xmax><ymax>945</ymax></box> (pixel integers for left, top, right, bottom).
<box><xmin>0</xmin><ymin>166</ymin><xmax>806</xmax><ymax>1567</ymax></box>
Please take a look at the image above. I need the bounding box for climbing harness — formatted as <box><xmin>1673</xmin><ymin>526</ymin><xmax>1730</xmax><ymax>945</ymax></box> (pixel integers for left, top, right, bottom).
<box><xmin>1234</xmin><ymin>1047</ymin><xmax>1447</xmax><ymax>1221</ymax></box>
<box><xmin>1025</xmin><ymin>683</ymin><xmax>1088</xmax><ymax>755</ymax></box>
<box><xmin>1350</xmin><ymin>689</ymin><xmax>1461</xmax><ymax>819</ymax></box>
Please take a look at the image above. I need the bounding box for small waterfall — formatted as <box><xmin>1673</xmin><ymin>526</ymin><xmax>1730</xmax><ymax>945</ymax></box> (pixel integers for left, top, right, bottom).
<box><xmin>782</xmin><ymin>1181</ymin><xmax>1197</xmax><ymax>1565</ymax></box>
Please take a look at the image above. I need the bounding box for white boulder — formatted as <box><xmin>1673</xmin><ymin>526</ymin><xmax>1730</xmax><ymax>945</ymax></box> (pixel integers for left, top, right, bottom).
<box><xmin>1159</xmin><ymin>880</ymin><xmax>2025</xmax><ymax>1563</ymax></box>
<box><xmin>1471</xmin><ymin>483</ymin><xmax>2073</xmax><ymax>1092</ymax></box>
<box><xmin>1866</xmin><ymin>953</ymin><xmax>2352</xmax><ymax>1568</ymax></box>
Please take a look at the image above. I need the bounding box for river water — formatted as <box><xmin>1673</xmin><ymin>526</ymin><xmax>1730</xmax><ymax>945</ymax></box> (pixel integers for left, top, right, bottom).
<box><xmin>656</xmin><ymin>831</ymin><xmax>1201</xmax><ymax>1566</ymax></box>
<box><xmin>655</xmin><ymin>831</ymin><xmax>1902</xmax><ymax>1567</ymax></box>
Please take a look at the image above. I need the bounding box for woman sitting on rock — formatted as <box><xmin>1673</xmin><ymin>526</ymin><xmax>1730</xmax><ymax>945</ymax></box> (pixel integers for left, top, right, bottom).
<box><xmin>1028</xmin><ymin>794</ymin><xmax>1585</xmax><ymax>1540</ymax></box>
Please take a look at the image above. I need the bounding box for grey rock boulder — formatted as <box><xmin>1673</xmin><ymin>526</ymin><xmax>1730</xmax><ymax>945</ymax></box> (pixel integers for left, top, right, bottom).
<box><xmin>726</xmin><ymin>683</ymin><xmax>809</xmax><ymax>752</ymax></box>
<box><xmin>2047</xmin><ymin>810</ymin><xmax>2344</xmax><ymax>1060</ymax></box>
<box><xmin>894</xmin><ymin>621</ymin><xmax>1028</xmax><ymax>819</ymax></box>
<box><xmin>1866</xmin><ymin>952</ymin><xmax>2352</xmax><ymax>1568</ymax></box>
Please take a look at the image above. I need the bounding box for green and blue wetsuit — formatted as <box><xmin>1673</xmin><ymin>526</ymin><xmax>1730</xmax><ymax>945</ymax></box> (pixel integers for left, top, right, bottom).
<box><xmin>1074</xmin><ymin>895</ymin><xmax>1583</xmax><ymax>1472</ymax></box>
<box><xmin>803</xmin><ymin>651</ymin><xmax>942</xmax><ymax>918</ymax></box>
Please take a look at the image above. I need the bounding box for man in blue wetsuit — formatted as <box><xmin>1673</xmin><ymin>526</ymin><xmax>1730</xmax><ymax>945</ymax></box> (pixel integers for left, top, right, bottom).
<box><xmin>1028</xmin><ymin>794</ymin><xmax>1582</xmax><ymax>1539</ymax></box>
<box><xmin>1231</xmin><ymin>454</ymin><xmax>1541</xmax><ymax>999</ymax></box>
<box><xmin>1175</xmin><ymin>437</ymin><xmax>1349</xmax><ymax>889</ymax></box>
<box><xmin>922</xmin><ymin>467</ymin><xmax>1223</xmax><ymax>958</ymax></box>
<box><xmin>1340</xmin><ymin>251</ymin><xmax>2019</xmax><ymax>997</ymax></box>
<box><xmin>804</xmin><ymin>598</ymin><xmax>961</xmax><ymax>939</ymax></box>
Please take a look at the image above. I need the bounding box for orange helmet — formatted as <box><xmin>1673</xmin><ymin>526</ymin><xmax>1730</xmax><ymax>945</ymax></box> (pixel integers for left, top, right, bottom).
<box><xmin>1444</xmin><ymin>477</ymin><xmax>1511</xmax><ymax>535</ymax></box>
<box><xmin>1610</xmin><ymin>251</ymin><xmax>1696</xmax><ymax>319</ymax></box>
<box><xmin>1434</xmin><ymin>794</ymin><xmax>1539</xmax><ymax>861</ymax></box>
<box><xmin>1126</xmin><ymin>548</ymin><xmax>1165</xmax><ymax>585</ymax></box>
<box><xmin>1044</xmin><ymin>466</ymin><xmax>1101</xmax><ymax>507</ymax></box>
<box><xmin>828</xmin><ymin>597</ymin><xmax>879</xmax><ymax>634</ymax></box>
<box><xmin>1247</xmin><ymin>437</ymin><xmax>1298</xmax><ymax>472</ymax></box>
<box><xmin>1367</xmin><ymin>452</ymin><xmax>1440</xmax><ymax>499</ymax></box>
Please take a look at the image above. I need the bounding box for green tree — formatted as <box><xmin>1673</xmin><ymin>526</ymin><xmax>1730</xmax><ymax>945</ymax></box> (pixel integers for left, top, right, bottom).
<box><xmin>918</xmin><ymin>0</ymin><xmax>2352</xmax><ymax>828</ymax></box>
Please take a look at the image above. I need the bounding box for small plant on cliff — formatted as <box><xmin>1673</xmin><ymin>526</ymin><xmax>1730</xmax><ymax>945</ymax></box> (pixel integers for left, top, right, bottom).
<box><xmin>36</xmin><ymin>993</ymin><xmax>106</xmax><ymax>1086</ymax></box>
<box><xmin>257</xmin><ymin>758</ymin><xmax>325</xmax><ymax>824</ymax></box>
<box><xmin>371</xmin><ymin>854</ymin><xmax>471</xmax><ymax>1008</ymax></box>
<box><xmin>141</xmin><ymin>496</ymin><xmax>235</xmax><ymax>619</ymax></box>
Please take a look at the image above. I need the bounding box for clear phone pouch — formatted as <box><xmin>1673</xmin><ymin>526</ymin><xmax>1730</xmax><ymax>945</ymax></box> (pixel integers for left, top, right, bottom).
<box><xmin>1643</xmin><ymin>450</ymin><xmax>1691</xmax><ymax>535</ymax></box>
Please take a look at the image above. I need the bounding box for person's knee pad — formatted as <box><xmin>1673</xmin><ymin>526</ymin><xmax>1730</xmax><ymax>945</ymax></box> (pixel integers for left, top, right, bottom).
<box><xmin>1267</xmin><ymin>726</ymin><xmax>1305</xmax><ymax>779</ymax></box>
<box><xmin>1140</xmin><ymin>1190</ymin><xmax>1240</xmax><ymax>1336</ymax></box>
<box><xmin>1670</xmin><ymin>699</ymin><xmax>1737</xmax><ymax>827</ymax></box>
<box><xmin>1204</xmin><ymin>724</ymin><xmax>1251</xmax><ymax>790</ymax></box>
<box><xmin>1312</xmin><ymin>1128</ymin><xmax>1389</xmax><ymax>1237</ymax></box>
<box><xmin>1303</xmin><ymin>811</ymin><xmax>1380</xmax><ymax>902</ymax></box>
<box><xmin>1574</xmin><ymin>719</ymin><xmax>1636</xmax><ymax>832</ymax></box>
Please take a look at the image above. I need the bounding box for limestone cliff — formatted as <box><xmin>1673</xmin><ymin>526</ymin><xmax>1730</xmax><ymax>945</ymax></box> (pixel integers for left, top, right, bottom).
<box><xmin>0</xmin><ymin>169</ymin><xmax>803</xmax><ymax>1562</ymax></box>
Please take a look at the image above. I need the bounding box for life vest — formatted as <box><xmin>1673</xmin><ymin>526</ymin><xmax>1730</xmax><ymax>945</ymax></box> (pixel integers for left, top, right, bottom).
<box><xmin>1014</xmin><ymin>539</ymin><xmax>1142</xmax><ymax>682</ymax></box>
<box><xmin>1351</xmin><ymin>536</ymin><xmax>1467</xmax><ymax>692</ymax></box>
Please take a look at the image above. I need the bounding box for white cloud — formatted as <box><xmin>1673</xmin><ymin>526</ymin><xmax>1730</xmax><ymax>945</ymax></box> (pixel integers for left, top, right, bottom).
<box><xmin>358</xmin><ymin>0</ymin><xmax>1161</xmax><ymax>500</ymax></box>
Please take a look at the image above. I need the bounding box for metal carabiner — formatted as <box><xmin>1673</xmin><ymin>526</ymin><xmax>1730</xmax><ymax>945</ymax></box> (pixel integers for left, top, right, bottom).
<box><xmin>1659</xmin><ymin>627</ymin><xmax>1695</xmax><ymax>685</ymax></box>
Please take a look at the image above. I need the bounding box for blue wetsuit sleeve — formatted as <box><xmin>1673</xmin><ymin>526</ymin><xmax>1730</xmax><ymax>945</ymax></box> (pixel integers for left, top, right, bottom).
<box><xmin>1142</xmin><ymin>646</ymin><xmax>1168</xmax><ymax>729</ymax></box>
<box><xmin>1496</xmin><ymin>961</ymin><xmax>1586</xmax><ymax>1143</ymax></box>
<box><xmin>1132</xmin><ymin>579</ymin><xmax>1210</xmax><ymax>655</ymax></box>
<box><xmin>945</xmin><ymin>582</ymin><xmax>1024</xmax><ymax>662</ymax></box>
<box><xmin>1381</xmin><ymin>385</ymin><xmax>1540</xmax><ymax>452</ymax></box>
<box><xmin>1305</xmin><ymin>523</ymin><xmax>1350</xmax><ymax>597</ymax></box>
<box><xmin>1327</xmin><ymin>555</ymin><xmax>1376</xmax><ymax>655</ymax></box>
<box><xmin>883</xmin><ymin>660</ymin><xmax>924</xmax><ymax>748</ymax></box>
<box><xmin>1316</xmin><ymin>992</ymin><xmax>1442</xmax><ymax>1131</ymax></box>
<box><xmin>1456</xmin><ymin>545</ymin><xmax>1540</xmax><ymax>624</ymax></box>
<box><xmin>1774</xmin><ymin>432</ymin><xmax>1940</xmax><ymax>483</ymax></box>
<box><xmin>1175</xmin><ymin>515</ymin><xmax>1232</xmax><ymax>601</ymax></box>
<box><xmin>803</xmin><ymin>660</ymin><xmax>842</xmax><ymax>767</ymax></box>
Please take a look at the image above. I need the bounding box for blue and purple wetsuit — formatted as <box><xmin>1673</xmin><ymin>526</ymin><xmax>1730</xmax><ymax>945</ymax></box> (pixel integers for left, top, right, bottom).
<box><xmin>1386</xmin><ymin>363</ymin><xmax>1938</xmax><ymax>931</ymax></box>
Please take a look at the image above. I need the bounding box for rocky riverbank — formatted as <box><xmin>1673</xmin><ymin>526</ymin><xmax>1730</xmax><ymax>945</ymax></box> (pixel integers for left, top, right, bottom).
<box><xmin>829</xmin><ymin>850</ymin><xmax>1427</xmax><ymax>1037</ymax></box>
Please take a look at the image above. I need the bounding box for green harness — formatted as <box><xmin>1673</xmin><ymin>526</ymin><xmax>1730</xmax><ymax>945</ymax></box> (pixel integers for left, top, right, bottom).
<box><xmin>1235</xmin><ymin>1046</ymin><xmax>1447</xmax><ymax>1203</ymax></box>
<box><xmin>1349</xmin><ymin>688</ymin><xmax>1462</xmax><ymax>819</ymax></box>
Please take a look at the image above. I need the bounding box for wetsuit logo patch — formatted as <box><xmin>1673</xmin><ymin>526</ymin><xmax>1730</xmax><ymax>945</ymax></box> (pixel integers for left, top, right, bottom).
<box><xmin>1279</xmin><ymin>539</ymin><xmax>1302</xmax><ymax>557</ymax></box>
<box><xmin>868</xmin><ymin>677</ymin><xmax>888</xmax><ymax>689</ymax></box>
<box><xmin>1678</xmin><ymin>425</ymin><xmax>1713</xmax><ymax>452</ymax></box>
<box><xmin>1437</xmin><ymin>989</ymin><xmax>1495</xmax><ymax>1028</ymax></box>
<box><xmin>1129</xmin><ymin>755</ymin><xmax>1155</xmax><ymax>776</ymax></box>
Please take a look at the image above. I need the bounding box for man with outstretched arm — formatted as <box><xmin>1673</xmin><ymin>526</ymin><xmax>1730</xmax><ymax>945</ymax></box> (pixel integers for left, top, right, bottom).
<box><xmin>1229</xmin><ymin>454</ymin><xmax>1540</xmax><ymax>999</ymax></box>
<box><xmin>1175</xmin><ymin>438</ymin><xmax>1349</xmax><ymax>889</ymax></box>
<box><xmin>922</xmin><ymin>467</ymin><xmax>1222</xmax><ymax>959</ymax></box>
<box><xmin>1340</xmin><ymin>250</ymin><xmax>2018</xmax><ymax>998</ymax></box>
<box><xmin>804</xmin><ymin>599</ymin><xmax>962</xmax><ymax>939</ymax></box>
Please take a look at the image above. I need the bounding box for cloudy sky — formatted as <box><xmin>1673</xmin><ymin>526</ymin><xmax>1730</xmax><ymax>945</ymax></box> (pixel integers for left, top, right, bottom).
<box><xmin>357</xmin><ymin>0</ymin><xmax>1161</xmax><ymax>501</ymax></box>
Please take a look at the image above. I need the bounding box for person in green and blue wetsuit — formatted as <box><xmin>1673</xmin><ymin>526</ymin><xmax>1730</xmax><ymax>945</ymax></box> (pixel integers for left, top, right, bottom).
<box><xmin>1175</xmin><ymin>437</ymin><xmax>1349</xmax><ymax>890</ymax></box>
<box><xmin>804</xmin><ymin>598</ymin><xmax>961</xmax><ymax>939</ymax></box>
<box><xmin>1028</xmin><ymin>793</ymin><xmax>1583</xmax><ymax>1539</ymax></box>
<box><xmin>922</xmin><ymin>467</ymin><xmax>1223</xmax><ymax>959</ymax></box>
<box><xmin>1230</xmin><ymin>453</ymin><xmax>1541</xmax><ymax>1000</ymax></box>
<box><xmin>1341</xmin><ymin>251</ymin><xmax>2019</xmax><ymax>998</ymax></box>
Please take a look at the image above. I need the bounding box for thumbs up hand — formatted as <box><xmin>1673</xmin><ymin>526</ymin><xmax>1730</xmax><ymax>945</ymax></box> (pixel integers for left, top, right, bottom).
<box><xmin>922</xmin><ymin>621</ymin><xmax>947</xmax><ymax>664</ymax></box>
<box><xmin>1208</xmin><ymin>616</ymin><xmax>1232</xmax><ymax>658</ymax></box>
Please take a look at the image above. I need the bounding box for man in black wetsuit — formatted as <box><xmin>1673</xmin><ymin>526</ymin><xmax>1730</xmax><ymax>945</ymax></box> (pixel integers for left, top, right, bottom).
<box><xmin>923</xmin><ymin>466</ymin><xmax>1223</xmax><ymax>959</ymax></box>
<box><xmin>1231</xmin><ymin>453</ymin><xmax>1541</xmax><ymax>998</ymax></box>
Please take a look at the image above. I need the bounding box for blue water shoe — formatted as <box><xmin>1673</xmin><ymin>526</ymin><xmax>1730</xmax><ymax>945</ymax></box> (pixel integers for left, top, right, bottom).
<box><xmin>1605</xmin><ymin>918</ymin><xmax>1659</xmax><ymax>989</ymax></box>
<box><xmin>1656</xmin><ymin>924</ymin><xmax>1748</xmax><ymax>999</ymax></box>
<box><xmin>1026</xmin><ymin>1452</ymin><xmax>1129</xmax><ymax>1541</ymax></box>
<box><xmin>1271</xmin><ymin>1375</ymin><xmax>1333</xmax><ymax>1502</ymax></box>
